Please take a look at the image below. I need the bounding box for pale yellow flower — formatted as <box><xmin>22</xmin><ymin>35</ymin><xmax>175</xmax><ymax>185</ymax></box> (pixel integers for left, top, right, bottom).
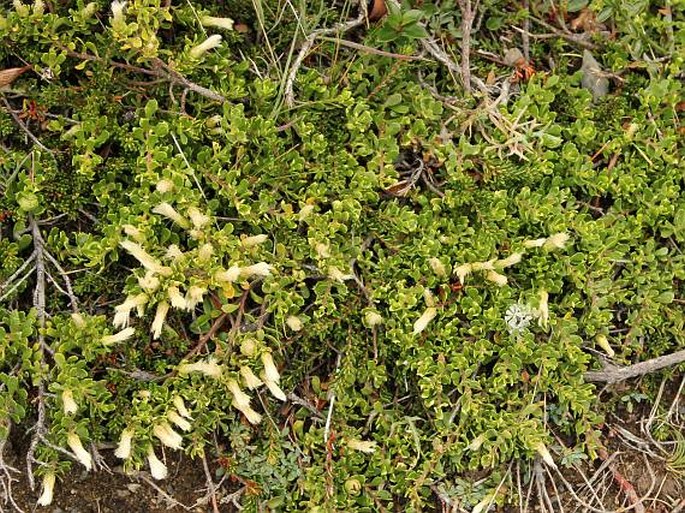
<box><xmin>185</xmin><ymin>286</ymin><xmax>206</xmax><ymax>310</ymax></box>
<box><xmin>200</xmin><ymin>15</ymin><xmax>234</xmax><ymax>31</ymax></box>
<box><xmin>114</xmin><ymin>428</ymin><xmax>134</xmax><ymax>459</ymax></box>
<box><xmin>215</xmin><ymin>266</ymin><xmax>241</xmax><ymax>283</ymax></box>
<box><xmin>543</xmin><ymin>232</ymin><xmax>570</xmax><ymax>251</ymax></box>
<box><xmin>454</xmin><ymin>263</ymin><xmax>472</xmax><ymax>284</ymax></box>
<box><xmin>596</xmin><ymin>334</ymin><xmax>615</xmax><ymax>357</ymax></box>
<box><xmin>240</xmin><ymin>366</ymin><xmax>263</xmax><ymax>390</ymax></box>
<box><xmin>110</xmin><ymin>0</ymin><xmax>126</xmax><ymax>26</ymax></box>
<box><xmin>62</xmin><ymin>389</ymin><xmax>77</xmax><ymax>415</ymax></box>
<box><xmin>119</xmin><ymin>241</ymin><xmax>171</xmax><ymax>276</ymax></box>
<box><xmin>364</xmin><ymin>311</ymin><xmax>383</xmax><ymax>327</ymax></box>
<box><xmin>167</xmin><ymin>286</ymin><xmax>186</xmax><ymax>310</ymax></box>
<box><xmin>156</xmin><ymin>178</ymin><xmax>174</xmax><ymax>193</ymax></box>
<box><xmin>147</xmin><ymin>448</ymin><xmax>167</xmax><ymax>480</ymax></box>
<box><xmin>261</xmin><ymin>352</ymin><xmax>280</xmax><ymax>383</ymax></box>
<box><xmin>533</xmin><ymin>441</ymin><xmax>557</xmax><ymax>468</ymax></box>
<box><xmin>152</xmin><ymin>203</ymin><xmax>190</xmax><ymax>229</ymax></box>
<box><xmin>37</xmin><ymin>472</ymin><xmax>56</xmax><ymax>506</ymax></box>
<box><xmin>261</xmin><ymin>377</ymin><xmax>287</xmax><ymax>402</ymax></box>
<box><xmin>286</xmin><ymin>315</ymin><xmax>303</xmax><ymax>331</ymax></box>
<box><xmin>67</xmin><ymin>432</ymin><xmax>92</xmax><ymax>471</ymax></box>
<box><xmin>240</xmin><ymin>262</ymin><xmax>273</xmax><ymax>278</ymax></box>
<box><xmin>537</xmin><ymin>290</ymin><xmax>549</xmax><ymax>328</ymax></box>
<box><xmin>429</xmin><ymin>257</ymin><xmax>447</xmax><ymax>277</ymax></box>
<box><xmin>137</xmin><ymin>271</ymin><xmax>160</xmax><ymax>291</ymax></box>
<box><xmin>523</xmin><ymin>238</ymin><xmax>546</xmax><ymax>248</ymax></box>
<box><xmin>242</xmin><ymin>234</ymin><xmax>268</xmax><ymax>248</ymax></box>
<box><xmin>189</xmin><ymin>34</ymin><xmax>222</xmax><ymax>59</ymax></box>
<box><xmin>178</xmin><ymin>358</ymin><xmax>223</xmax><ymax>378</ymax></box>
<box><xmin>496</xmin><ymin>252</ymin><xmax>523</xmax><ymax>268</ymax></box>
<box><xmin>413</xmin><ymin>307</ymin><xmax>436</xmax><ymax>335</ymax></box>
<box><xmin>187</xmin><ymin>207</ymin><xmax>210</xmax><ymax>229</ymax></box>
<box><xmin>485</xmin><ymin>270</ymin><xmax>508</xmax><ymax>286</ymax></box>
<box><xmin>150</xmin><ymin>301</ymin><xmax>169</xmax><ymax>340</ymax></box>
<box><xmin>226</xmin><ymin>380</ymin><xmax>251</xmax><ymax>410</ymax></box>
<box><xmin>153</xmin><ymin>422</ymin><xmax>183</xmax><ymax>450</ymax></box>
<box><xmin>102</xmin><ymin>326</ymin><xmax>135</xmax><ymax>345</ymax></box>
<box><xmin>168</xmin><ymin>411</ymin><xmax>192</xmax><ymax>432</ymax></box>
<box><xmin>173</xmin><ymin>396</ymin><xmax>192</xmax><ymax>419</ymax></box>
<box><xmin>347</xmin><ymin>438</ymin><xmax>377</xmax><ymax>453</ymax></box>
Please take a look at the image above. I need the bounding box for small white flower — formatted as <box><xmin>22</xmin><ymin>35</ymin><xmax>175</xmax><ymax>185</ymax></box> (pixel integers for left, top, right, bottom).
<box><xmin>156</xmin><ymin>178</ymin><xmax>174</xmax><ymax>193</ymax></box>
<box><xmin>120</xmin><ymin>240</ymin><xmax>171</xmax><ymax>276</ymax></box>
<box><xmin>200</xmin><ymin>15</ymin><xmax>234</xmax><ymax>31</ymax></box>
<box><xmin>429</xmin><ymin>257</ymin><xmax>447</xmax><ymax>277</ymax></box>
<box><xmin>152</xmin><ymin>203</ymin><xmax>190</xmax><ymax>229</ymax></box>
<box><xmin>523</xmin><ymin>237</ymin><xmax>546</xmax><ymax>248</ymax></box>
<box><xmin>234</xmin><ymin>402</ymin><xmax>262</xmax><ymax>424</ymax></box>
<box><xmin>185</xmin><ymin>286</ymin><xmax>206</xmax><ymax>310</ymax></box>
<box><xmin>413</xmin><ymin>307</ymin><xmax>437</xmax><ymax>335</ymax></box>
<box><xmin>543</xmin><ymin>232</ymin><xmax>570</xmax><ymax>251</ymax></box>
<box><xmin>168</xmin><ymin>411</ymin><xmax>192</xmax><ymax>432</ymax></box>
<box><xmin>178</xmin><ymin>358</ymin><xmax>223</xmax><ymax>378</ymax></box>
<box><xmin>347</xmin><ymin>438</ymin><xmax>377</xmax><ymax>453</ymax></box>
<box><xmin>71</xmin><ymin>312</ymin><xmax>86</xmax><ymax>327</ymax></box>
<box><xmin>226</xmin><ymin>380</ymin><xmax>251</xmax><ymax>410</ymax></box>
<box><xmin>187</xmin><ymin>207</ymin><xmax>210</xmax><ymax>229</ymax></box>
<box><xmin>173</xmin><ymin>396</ymin><xmax>192</xmax><ymax>419</ymax></box>
<box><xmin>151</xmin><ymin>301</ymin><xmax>169</xmax><ymax>340</ymax></box>
<box><xmin>364</xmin><ymin>311</ymin><xmax>383</xmax><ymax>327</ymax></box>
<box><xmin>504</xmin><ymin>303</ymin><xmax>533</xmax><ymax>334</ymax></box>
<box><xmin>110</xmin><ymin>0</ymin><xmax>126</xmax><ymax>26</ymax></box>
<box><xmin>315</xmin><ymin>242</ymin><xmax>330</xmax><ymax>258</ymax></box>
<box><xmin>534</xmin><ymin>441</ymin><xmax>557</xmax><ymax>469</ymax></box>
<box><xmin>189</xmin><ymin>34</ymin><xmax>222</xmax><ymax>59</ymax></box>
<box><xmin>496</xmin><ymin>252</ymin><xmax>523</xmax><ymax>269</ymax></box>
<box><xmin>454</xmin><ymin>263</ymin><xmax>472</xmax><ymax>284</ymax></box>
<box><xmin>537</xmin><ymin>290</ymin><xmax>549</xmax><ymax>328</ymax></box>
<box><xmin>167</xmin><ymin>286</ymin><xmax>187</xmax><ymax>310</ymax></box>
<box><xmin>240</xmin><ymin>262</ymin><xmax>273</xmax><ymax>278</ymax></box>
<box><xmin>471</xmin><ymin>260</ymin><xmax>496</xmax><ymax>272</ymax></box>
<box><xmin>147</xmin><ymin>448</ymin><xmax>167</xmax><ymax>480</ymax></box>
<box><xmin>240</xmin><ymin>366</ymin><xmax>263</xmax><ymax>389</ymax></box>
<box><xmin>261</xmin><ymin>376</ymin><xmax>287</xmax><ymax>401</ymax></box>
<box><xmin>67</xmin><ymin>432</ymin><xmax>92</xmax><ymax>471</ymax></box>
<box><xmin>37</xmin><ymin>472</ymin><xmax>56</xmax><ymax>506</ymax></box>
<box><xmin>102</xmin><ymin>326</ymin><xmax>135</xmax><ymax>345</ymax></box>
<box><xmin>197</xmin><ymin>243</ymin><xmax>214</xmax><ymax>263</ymax></box>
<box><xmin>153</xmin><ymin>422</ymin><xmax>183</xmax><ymax>450</ymax></box>
<box><xmin>485</xmin><ymin>270</ymin><xmax>508</xmax><ymax>286</ymax></box>
<box><xmin>215</xmin><ymin>266</ymin><xmax>241</xmax><ymax>283</ymax></box>
<box><xmin>286</xmin><ymin>315</ymin><xmax>303</xmax><ymax>331</ymax></box>
<box><xmin>138</xmin><ymin>271</ymin><xmax>160</xmax><ymax>291</ymax></box>
<box><xmin>261</xmin><ymin>352</ymin><xmax>280</xmax><ymax>383</ymax></box>
<box><xmin>165</xmin><ymin>244</ymin><xmax>184</xmax><ymax>260</ymax></box>
<box><xmin>33</xmin><ymin>0</ymin><xmax>45</xmax><ymax>15</ymax></box>
<box><xmin>62</xmin><ymin>389</ymin><xmax>77</xmax><ymax>415</ymax></box>
<box><xmin>242</xmin><ymin>234</ymin><xmax>268</xmax><ymax>248</ymax></box>
<box><xmin>114</xmin><ymin>428</ymin><xmax>134</xmax><ymax>459</ymax></box>
<box><xmin>113</xmin><ymin>293</ymin><xmax>148</xmax><ymax>329</ymax></box>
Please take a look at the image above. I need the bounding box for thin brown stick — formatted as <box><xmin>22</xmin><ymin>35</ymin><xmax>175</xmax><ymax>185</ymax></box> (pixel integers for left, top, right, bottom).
<box><xmin>184</xmin><ymin>311</ymin><xmax>229</xmax><ymax>360</ymax></box>
<box><xmin>585</xmin><ymin>350</ymin><xmax>685</xmax><ymax>384</ymax></box>
<box><xmin>318</xmin><ymin>36</ymin><xmax>427</xmax><ymax>61</ymax></box>
<box><xmin>201</xmin><ymin>452</ymin><xmax>220</xmax><ymax>513</ymax></box>
<box><xmin>456</xmin><ymin>0</ymin><xmax>477</xmax><ymax>94</ymax></box>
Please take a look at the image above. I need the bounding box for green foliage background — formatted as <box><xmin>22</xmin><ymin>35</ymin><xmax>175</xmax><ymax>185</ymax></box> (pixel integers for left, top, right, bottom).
<box><xmin>0</xmin><ymin>0</ymin><xmax>683</xmax><ymax>510</ymax></box>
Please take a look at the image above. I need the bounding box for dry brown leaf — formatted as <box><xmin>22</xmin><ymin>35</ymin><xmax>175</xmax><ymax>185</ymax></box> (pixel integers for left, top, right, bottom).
<box><xmin>368</xmin><ymin>0</ymin><xmax>387</xmax><ymax>21</ymax></box>
<box><xmin>0</xmin><ymin>66</ymin><xmax>31</xmax><ymax>88</ymax></box>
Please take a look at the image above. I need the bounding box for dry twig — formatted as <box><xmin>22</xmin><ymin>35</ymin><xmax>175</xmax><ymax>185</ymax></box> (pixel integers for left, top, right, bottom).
<box><xmin>585</xmin><ymin>350</ymin><xmax>685</xmax><ymax>384</ymax></box>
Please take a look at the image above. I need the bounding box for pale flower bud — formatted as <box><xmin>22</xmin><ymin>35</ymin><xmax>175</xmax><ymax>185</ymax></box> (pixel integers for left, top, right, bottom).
<box><xmin>37</xmin><ymin>472</ymin><xmax>56</xmax><ymax>506</ymax></box>
<box><xmin>241</xmin><ymin>234</ymin><xmax>268</xmax><ymax>248</ymax></box>
<box><xmin>454</xmin><ymin>263</ymin><xmax>472</xmax><ymax>284</ymax></box>
<box><xmin>261</xmin><ymin>352</ymin><xmax>280</xmax><ymax>383</ymax></box>
<box><xmin>62</xmin><ymin>389</ymin><xmax>77</xmax><ymax>415</ymax></box>
<box><xmin>533</xmin><ymin>441</ymin><xmax>557</xmax><ymax>468</ymax></box>
<box><xmin>227</xmin><ymin>380</ymin><xmax>251</xmax><ymax>410</ymax></box>
<box><xmin>543</xmin><ymin>232</ymin><xmax>570</xmax><ymax>251</ymax></box>
<box><xmin>156</xmin><ymin>178</ymin><xmax>174</xmax><ymax>193</ymax></box>
<box><xmin>240</xmin><ymin>366</ymin><xmax>263</xmax><ymax>389</ymax></box>
<box><xmin>167</xmin><ymin>286</ymin><xmax>187</xmax><ymax>310</ymax></box>
<box><xmin>240</xmin><ymin>338</ymin><xmax>258</xmax><ymax>356</ymax></box>
<box><xmin>165</xmin><ymin>244</ymin><xmax>184</xmax><ymax>260</ymax></box>
<box><xmin>496</xmin><ymin>252</ymin><xmax>523</xmax><ymax>268</ymax></box>
<box><xmin>429</xmin><ymin>257</ymin><xmax>447</xmax><ymax>277</ymax></box>
<box><xmin>471</xmin><ymin>260</ymin><xmax>496</xmax><ymax>272</ymax></box>
<box><xmin>168</xmin><ymin>411</ymin><xmax>192</xmax><ymax>432</ymax></box>
<box><xmin>120</xmin><ymin>240</ymin><xmax>171</xmax><ymax>276</ymax></box>
<box><xmin>114</xmin><ymin>428</ymin><xmax>134</xmax><ymax>459</ymax></box>
<box><xmin>33</xmin><ymin>0</ymin><xmax>44</xmax><ymax>15</ymax></box>
<box><xmin>147</xmin><ymin>448</ymin><xmax>167</xmax><ymax>480</ymax></box>
<box><xmin>315</xmin><ymin>242</ymin><xmax>330</xmax><ymax>258</ymax></box>
<box><xmin>67</xmin><ymin>432</ymin><xmax>92</xmax><ymax>471</ymax></box>
<box><xmin>347</xmin><ymin>438</ymin><xmax>377</xmax><ymax>453</ymax></box>
<box><xmin>13</xmin><ymin>1</ymin><xmax>29</xmax><ymax>17</ymax></box>
<box><xmin>173</xmin><ymin>396</ymin><xmax>192</xmax><ymax>419</ymax></box>
<box><xmin>215</xmin><ymin>266</ymin><xmax>241</xmax><ymax>283</ymax></box>
<box><xmin>485</xmin><ymin>270</ymin><xmax>508</xmax><ymax>286</ymax></box>
<box><xmin>82</xmin><ymin>2</ymin><xmax>97</xmax><ymax>19</ymax></box>
<box><xmin>151</xmin><ymin>302</ymin><xmax>169</xmax><ymax>340</ymax></box>
<box><xmin>189</xmin><ymin>34</ymin><xmax>222</xmax><ymax>59</ymax></box>
<box><xmin>122</xmin><ymin>224</ymin><xmax>144</xmax><ymax>242</ymax></box>
<box><xmin>71</xmin><ymin>312</ymin><xmax>86</xmax><ymax>327</ymax></box>
<box><xmin>413</xmin><ymin>307</ymin><xmax>437</xmax><ymax>335</ymax></box>
<box><xmin>137</xmin><ymin>271</ymin><xmax>160</xmax><ymax>291</ymax></box>
<box><xmin>110</xmin><ymin>0</ymin><xmax>126</xmax><ymax>27</ymax></box>
<box><xmin>102</xmin><ymin>326</ymin><xmax>135</xmax><ymax>345</ymax></box>
<box><xmin>152</xmin><ymin>203</ymin><xmax>190</xmax><ymax>229</ymax></box>
<box><xmin>523</xmin><ymin>238</ymin><xmax>547</xmax><ymax>248</ymax></box>
<box><xmin>153</xmin><ymin>422</ymin><xmax>183</xmax><ymax>450</ymax></box>
<box><xmin>328</xmin><ymin>266</ymin><xmax>355</xmax><ymax>282</ymax></box>
<box><xmin>299</xmin><ymin>204</ymin><xmax>315</xmax><ymax>220</ymax></box>
<box><xmin>467</xmin><ymin>434</ymin><xmax>486</xmax><ymax>452</ymax></box>
<box><xmin>364</xmin><ymin>311</ymin><xmax>383</xmax><ymax>327</ymax></box>
<box><xmin>185</xmin><ymin>286</ymin><xmax>206</xmax><ymax>310</ymax></box>
<box><xmin>240</xmin><ymin>262</ymin><xmax>273</xmax><ymax>278</ymax></box>
<box><xmin>286</xmin><ymin>316</ymin><xmax>303</xmax><ymax>331</ymax></box>
<box><xmin>187</xmin><ymin>207</ymin><xmax>210</xmax><ymax>229</ymax></box>
<box><xmin>261</xmin><ymin>377</ymin><xmax>287</xmax><ymax>402</ymax></box>
<box><xmin>234</xmin><ymin>402</ymin><xmax>262</xmax><ymax>424</ymax></box>
<box><xmin>178</xmin><ymin>358</ymin><xmax>223</xmax><ymax>378</ymax></box>
<box><xmin>197</xmin><ymin>243</ymin><xmax>213</xmax><ymax>262</ymax></box>
<box><xmin>595</xmin><ymin>334</ymin><xmax>615</xmax><ymax>357</ymax></box>
<box><xmin>537</xmin><ymin>290</ymin><xmax>549</xmax><ymax>328</ymax></box>
<box><xmin>200</xmin><ymin>15</ymin><xmax>234</xmax><ymax>31</ymax></box>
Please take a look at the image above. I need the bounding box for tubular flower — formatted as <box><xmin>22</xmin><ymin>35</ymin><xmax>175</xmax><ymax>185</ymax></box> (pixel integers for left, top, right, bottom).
<box><xmin>110</xmin><ymin>0</ymin><xmax>126</xmax><ymax>27</ymax></box>
<box><xmin>168</xmin><ymin>411</ymin><xmax>192</xmax><ymax>432</ymax></box>
<box><xmin>537</xmin><ymin>290</ymin><xmax>549</xmax><ymax>328</ymax></box>
<box><xmin>156</xmin><ymin>178</ymin><xmax>174</xmax><ymax>193</ymax></box>
<box><xmin>185</xmin><ymin>286</ymin><xmax>206</xmax><ymax>310</ymax></box>
<box><xmin>153</xmin><ymin>422</ymin><xmax>183</xmax><ymax>450</ymax></box>
<box><xmin>496</xmin><ymin>252</ymin><xmax>523</xmax><ymax>269</ymax></box>
<box><xmin>102</xmin><ymin>326</ymin><xmax>135</xmax><ymax>345</ymax></box>
<box><xmin>173</xmin><ymin>396</ymin><xmax>192</xmax><ymax>419</ymax></box>
<box><xmin>62</xmin><ymin>389</ymin><xmax>77</xmax><ymax>415</ymax></box>
<box><xmin>37</xmin><ymin>472</ymin><xmax>56</xmax><ymax>506</ymax></box>
<box><xmin>197</xmin><ymin>243</ymin><xmax>213</xmax><ymax>262</ymax></box>
<box><xmin>147</xmin><ymin>448</ymin><xmax>167</xmax><ymax>480</ymax></box>
<box><xmin>429</xmin><ymin>257</ymin><xmax>447</xmax><ymax>277</ymax></box>
<box><xmin>364</xmin><ymin>311</ymin><xmax>383</xmax><ymax>327</ymax></box>
<box><xmin>71</xmin><ymin>312</ymin><xmax>86</xmax><ymax>327</ymax></box>
<box><xmin>261</xmin><ymin>352</ymin><xmax>280</xmax><ymax>383</ymax></box>
<box><xmin>119</xmin><ymin>240</ymin><xmax>171</xmax><ymax>276</ymax></box>
<box><xmin>241</xmin><ymin>234</ymin><xmax>268</xmax><ymax>248</ymax></box>
<box><xmin>227</xmin><ymin>380</ymin><xmax>251</xmax><ymax>410</ymax></box>
<box><xmin>167</xmin><ymin>286</ymin><xmax>186</xmax><ymax>310</ymax></box>
<box><xmin>137</xmin><ymin>271</ymin><xmax>160</xmax><ymax>291</ymax></box>
<box><xmin>413</xmin><ymin>307</ymin><xmax>437</xmax><ymax>335</ymax></box>
<box><xmin>454</xmin><ymin>263</ymin><xmax>472</xmax><ymax>284</ymax></box>
<box><xmin>471</xmin><ymin>260</ymin><xmax>496</xmax><ymax>272</ymax></box>
<box><xmin>240</xmin><ymin>366</ymin><xmax>263</xmax><ymax>389</ymax></box>
<box><xmin>543</xmin><ymin>232</ymin><xmax>570</xmax><ymax>251</ymax></box>
<box><xmin>113</xmin><ymin>293</ymin><xmax>148</xmax><ymax>328</ymax></box>
<box><xmin>596</xmin><ymin>334</ymin><xmax>615</xmax><ymax>357</ymax></box>
<box><xmin>187</xmin><ymin>206</ymin><xmax>210</xmax><ymax>228</ymax></box>
<box><xmin>534</xmin><ymin>441</ymin><xmax>557</xmax><ymax>469</ymax></box>
<box><xmin>178</xmin><ymin>358</ymin><xmax>223</xmax><ymax>378</ymax></box>
<box><xmin>189</xmin><ymin>34</ymin><xmax>222</xmax><ymax>59</ymax></box>
<box><xmin>261</xmin><ymin>377</ymin><xmax>287</xmax><ymax>402</ymax></box>
<box><xmin>215</xmin><ymin>266</ymin><xmax>241</xmax><ymax>283</ymax></box>
<box><xmin>200</xmin><ymin>15</ymin><xmax>234</xmax><ymax>31</ymax></box>
<box><xmin>485</xmin><ymin>270</ymin><xmax>508</xmax><ymax>286</ymax></box>
<box><xmin>240</xmin><ymin>262</ymin><xmax>272</xmax><ymax>278</ymax></box>
<box><xmin>234</xmin><ymin>401</ymin><xmax>262</xmax><ymax>424</ymax></box>
<box><xmin>523</xmin><ymin>237</ymin><xmax>546</xmax><ymax>248</ymax></box>
<box><xmin>328</xmin><ymin>266</ymin><xmax>355</xmax><ymax>282</ymax></box>
<box><xmin>165</xmin><ymin>244</ymin><xmax>184</xmax><ymax>260</ymax></box>
<box><xmin>151</xmin><ymin>301</ymin><xmax>169</xmax><ymax>340</ymax></box>
<box><xmin>152</xmin><ymin>202</ymin><xmax>190</xmax><ymax>229</ymax></box>
<box><xmin>67</xmin><ymin>432</ymin><xmax>92</xmax><ymax>471</ymax></box>
<box><xmin>122</xmin><ymin>224</ymin><xmax>144</xmax><ymax>242</ymax></box>
<box><xmin>114</xmin><ymin>428</ymin><xmax>134</xmax><ymax>459</ymax></box>
<box><xmin>286</xmin><ymin>315</ymin><xmax>303</xmax><ymax>331</ymax></box>
<box><xmin>347</xmin><ymin>438</ymin><xmax>377</xmax><ymax>453</ymax></box>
